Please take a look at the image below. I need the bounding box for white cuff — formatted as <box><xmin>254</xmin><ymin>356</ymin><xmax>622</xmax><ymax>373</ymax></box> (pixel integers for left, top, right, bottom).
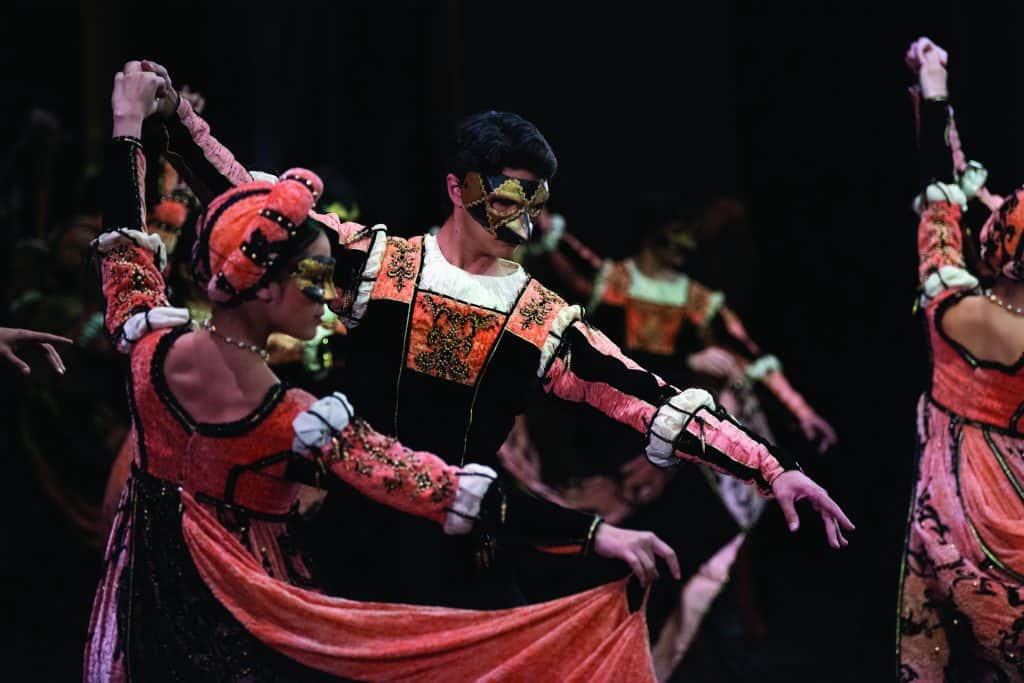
<box><xmin>94</xmin><ymin>228</ymin><xmax>168</xmax><ymax>272</ymax></box>
<box><xmin>537</xmin><ymin>304</ymin><xmax>583</xmax><ymax>377</ymax></box>
<box><xmin>920</xmin><ymin>265</ymin><xmax>978</xmax><ymax>303</ymax></box>
<box><xmin>645</xmin><ymin>388</ymin><xmax>716</xmax><ymax>468</ymax></box>
<box><xmin>959</xmin><ymin>161</ymin><xmax>988</xmax><ymax>201</ymax></box>
<box><xmin>913</xmin><ymin>182</ymin><xmax>968</xmax><ymax>214</ymax></box>
<box><xmin>745</xmin><ymin>355</ymin><xmax>782</xmax><ymax>381</ymax></box>
<box><xmin>291</xmin><ymin>392</ymin><xmax>355</xmax><ymax>454</ymax></box>
<box><xmin>342</xmin><ymin>227</ymin><xmax>387</xmax><ymax>327</ymax></box>
<box><xmin>443</xmin><ymin>463</ymin><xmax>497</xmax><ymax>535</ymax></box>
<box><xmin>249</xmin><ymin>170</ymin><xmax>278</xmax><ymax>183</ymax></box>
<box><xmin>705</xmin><ymin>291</ymin><xmax>726</xmax><ymax>324</ymax></box>
<box><xmin>118</xmin><ymin>307</ymin><xmax>191</xmax><ymax>353</ymax></box>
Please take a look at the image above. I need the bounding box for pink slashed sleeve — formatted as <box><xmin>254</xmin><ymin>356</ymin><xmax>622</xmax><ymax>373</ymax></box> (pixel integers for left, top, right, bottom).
<box><xmin>541</xmin><ymin>318</ymin><xmax>796</xmax><ymax>495</ymax></box>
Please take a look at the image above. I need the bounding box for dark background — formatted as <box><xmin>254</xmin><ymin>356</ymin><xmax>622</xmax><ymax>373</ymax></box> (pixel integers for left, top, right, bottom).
<box><xmin>2</xmin><ymin>1</ymin><xmax>1021</xmax><ymax>680</ymax></box>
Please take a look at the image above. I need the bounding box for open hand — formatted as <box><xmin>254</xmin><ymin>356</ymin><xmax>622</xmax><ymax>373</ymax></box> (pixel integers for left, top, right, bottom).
<box><xmin>771</xmin><ymin>470</ymin><xmax>854</xmax><ymax>549</ymax></box>
<box><xmin>905</xmin><ymin>37</ymin><xmax>948</xmax><ymax>99</ymax></box>
<box><xmin>593</xmin><ymin>524</ymin><xmax>681</xmax><ymax>585</ymax></box>
<box><xmin>111</xmin><ymin>63</ymin><xmax>165</xmax><ymax>137</ymax></box>
<box><xmin>798</xmin><ymin>412</ymin><xmax>838</xmax><ymax>453</ymax></box>
<box><xmin>0</xmin><ymin>327</ymin><xmax>72</xmax><ymax>375</ymax></box>
<box><xmin>140</xmin><ymin>60</ymin><xmax>181</xmax><ymax>117</ymax></box>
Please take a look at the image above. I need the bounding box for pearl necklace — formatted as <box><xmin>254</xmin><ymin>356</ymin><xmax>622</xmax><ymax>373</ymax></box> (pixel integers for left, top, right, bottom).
<box><xmin>199</xmin><ymin>319</ymin><xmax>270</xmax><ymax>360</ymax></box>
<box><xmin>984</xmin><ymin>289</ymin><xmax>1024</xmax><ymax>316</ymax></box>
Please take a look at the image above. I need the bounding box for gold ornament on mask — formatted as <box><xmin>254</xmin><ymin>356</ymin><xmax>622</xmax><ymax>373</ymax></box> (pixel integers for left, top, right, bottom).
<box><xmin>461</xmin><ymin>171</ymin><xmax>549</xmax><ymax>244</ymax></box>
<box><xmin>290</xmin><ymin>255</ymin><xmax>338</xmax><ymax>303</ymax></box>
<box><xmin>324</xmin><ymin>201</ymin><xmax>361</xmax><ymax>223</ymax></box>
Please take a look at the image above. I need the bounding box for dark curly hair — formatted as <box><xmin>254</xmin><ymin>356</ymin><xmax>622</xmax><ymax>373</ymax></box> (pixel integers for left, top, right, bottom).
<box><xmin>449</xmin><ymin>111</ymin><xmax>558</xmax><ymax>180</ymax></box>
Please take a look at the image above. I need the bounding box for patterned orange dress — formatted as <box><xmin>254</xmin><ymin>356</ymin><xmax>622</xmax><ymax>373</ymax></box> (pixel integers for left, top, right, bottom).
<box><xmin>898</xmin><ymin>200</ymin><xmax>1024</xmax><ymax>681</ymax></box>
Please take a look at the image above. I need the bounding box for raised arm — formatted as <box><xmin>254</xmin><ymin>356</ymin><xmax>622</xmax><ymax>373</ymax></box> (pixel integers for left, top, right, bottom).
<box><xmin>94</xmin><ymin>64</ymin><xmax>191</xmax><ymax>351</ymax></box>
<box><xmin>905</xmin><ymin>38</ymin><xmax>980</xmax><ymax>311</ymax></box>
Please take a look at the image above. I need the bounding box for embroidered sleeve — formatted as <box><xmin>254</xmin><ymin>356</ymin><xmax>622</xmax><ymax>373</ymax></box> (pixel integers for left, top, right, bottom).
<box><xmin>917</xmin><ymin>201</ymin><xmax>978</xmax><ymax>306</ymax></box>
<box><xmin>542</xmin><ymin>320</ymin><xmax>797</xmax><ymax>495</ymax></box>
<box><xmin>912</xmin><ymin>98</ymin><xmax>978</xmax><ymax>306</ymax></box>
<box><xmin>162</xmin><ymin>96</ymin><xmax>252</xmax><ymax>204</ymax></box>
<box><xmin>291</xmin><ymin>393</ymin><xmax>495</xmax><ymax>531</ymax></box>
<box><xmin>94</xmin><ymin>138</ymin><xmax>189</xmax><ymax>351</ymax></box>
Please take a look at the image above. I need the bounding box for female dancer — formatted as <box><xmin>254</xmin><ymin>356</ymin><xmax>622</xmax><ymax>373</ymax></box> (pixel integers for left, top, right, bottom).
<box><xmin>898</xmin><ymin>37</ymin><xmax>1024</xmax><ymax>681</ymax></box>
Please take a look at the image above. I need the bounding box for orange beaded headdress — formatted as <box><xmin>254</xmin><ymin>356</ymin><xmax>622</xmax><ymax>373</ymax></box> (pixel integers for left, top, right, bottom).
<box><xmin>192</xmin><ymin>168</ymin><xmax>324</xmax><ymax>304</ymax></box>
<box><xmin>980</xmin><ymin>188</ymin><xmax>1024</xmax><ymax>281</ymax></box>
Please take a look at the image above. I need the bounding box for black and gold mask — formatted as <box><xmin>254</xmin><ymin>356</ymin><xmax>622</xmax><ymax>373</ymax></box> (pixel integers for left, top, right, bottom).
<box><xmin>461</xmin><ymin>172</ymin><xmax>549</xmax><ymax>245</ymax></box>
<box><xmin>290</xmin><ymin>255</ymin><xmax>338</xmax><ymax>303</ymax></box>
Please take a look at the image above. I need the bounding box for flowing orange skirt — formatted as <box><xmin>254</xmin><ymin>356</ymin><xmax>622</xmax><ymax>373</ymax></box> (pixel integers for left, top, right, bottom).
<box><xmin>181</xmin><ymin>490</ymin><xmax>656</xmax><ymax>681</ymax></box>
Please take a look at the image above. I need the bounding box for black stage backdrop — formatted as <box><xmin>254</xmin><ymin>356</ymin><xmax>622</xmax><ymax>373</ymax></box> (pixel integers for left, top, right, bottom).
<box><xmin>1</xmin><ymin>2</ymin><xmax>1021</xmax><ymax>680</ymax></box>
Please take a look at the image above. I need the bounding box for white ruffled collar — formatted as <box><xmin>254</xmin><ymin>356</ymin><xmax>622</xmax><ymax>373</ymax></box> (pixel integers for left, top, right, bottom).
<box><xmin>625</xmin><ymin>259</ymin><xmax>689</xmax><ymax>306</ymax></box>
<box><xmin>419</xmin><ymin>234</ymin><xmax>528</xmax><ymax>312</ymax></box>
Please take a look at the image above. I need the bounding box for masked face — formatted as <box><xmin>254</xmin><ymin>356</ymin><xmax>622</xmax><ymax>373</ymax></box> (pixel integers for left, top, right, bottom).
<box><xmin>290</xmin><ymin>255</ymin><xmax>339</xmax><ymax>303</ymax></box>
<box><xmin>651</xmin><ymin>221</ymin><xmax>695</xmax><ymax>268</ymax></box>
<box><xmin>461</xmin><ymin>172</ymin><xmax>550</xmax><ymax>245</ymax></box>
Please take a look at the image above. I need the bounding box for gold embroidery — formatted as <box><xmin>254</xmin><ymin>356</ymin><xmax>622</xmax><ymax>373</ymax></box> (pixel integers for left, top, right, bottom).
<box><xmin>336</xmin><ymin>420</ymin><xmax>455</xmax><ymax>503</ymax></box>
<box><xmin>517</xmin><ymin>287</ymin><xmax>559</xmax><ymax>330</ymax></box>
<box><xmin>385</xmin><ymin>238</ymin><xmax>418</xmax><ymax>292</ymax></box>
<box><xmin>106</xmin><ymin>244</ymin><xmax>166</xmax><ymax>321</ymax></box>
<box><xmin>415</xmin><ymin>471</ymin><xmax>434</xmax><ymax>491</ymax></box>
<box><xmin>413</xmin><ymin>295</ymin><xmax>499</xmax><ymax>383</ymax></box>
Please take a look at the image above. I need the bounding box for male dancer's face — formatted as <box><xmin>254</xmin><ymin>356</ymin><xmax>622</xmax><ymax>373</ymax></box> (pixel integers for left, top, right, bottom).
<box><xmin>650</xmin><ymin>221</ymin><xmax>693</xmax><ymax>270</ymax></box>
<box><xmin>455</xmin><ymin>167</ymin><xmax>549</xmax><ymax>259</ymax></box>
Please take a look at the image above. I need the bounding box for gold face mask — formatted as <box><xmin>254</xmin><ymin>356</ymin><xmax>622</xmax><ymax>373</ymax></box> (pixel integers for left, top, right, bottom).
<box><xmin>290</xmin><ymin>255</ymin><xmax>338</xmax><ymax>303</ymax></box>
<box><xmin>652</xmin><ymin>221</ymin><xmax>696</xmax><ymax>266</ymax></box>
<box><xmin>323</xmin><ymin>200</ymin><xmax>360</xmax><ymax>223</ymax></box>
<box><xmin>461</xmin><ymin>171</ymin><xmax>550</xmax><ymax>245</ymax></box>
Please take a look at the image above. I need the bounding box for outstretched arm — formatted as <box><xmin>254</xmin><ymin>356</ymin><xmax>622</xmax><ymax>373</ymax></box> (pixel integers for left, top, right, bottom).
<box><xmin>541</xmin><ymin>313</ymin><xmax>853</xmax><ymax>548</ymax></box>
<box><xmin>292</xmin><ymin>392</ymin><xmax>680</xmax><ymax>581</ymax></box>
